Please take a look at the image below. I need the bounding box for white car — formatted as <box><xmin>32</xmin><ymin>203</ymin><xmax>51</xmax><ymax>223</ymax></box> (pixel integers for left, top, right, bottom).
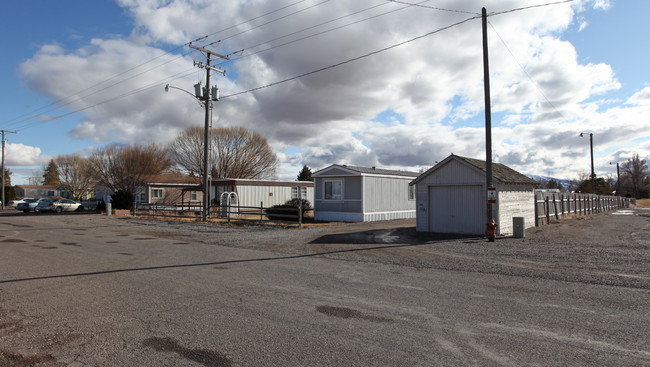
<box><xmin>8</xmin><ymin>198</ymin><xmax>30</xmax><ymax>207</ymax></box>
<box><xmin>36</xmin><ymin>198</ymin><xmax>84</xmax><ymax>213</ymax></box>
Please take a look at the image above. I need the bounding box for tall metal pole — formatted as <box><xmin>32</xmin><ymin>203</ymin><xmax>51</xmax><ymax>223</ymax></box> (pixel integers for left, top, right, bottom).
<box><xmin>589</xmin><ymin>133</ymin><xmax>595</xmax><ymax>194</ymax></box>
<box><xmin>202</xmin><ymin>53</ymin><xmax>211</xmax><ymax>222</ymax></box>
<box><xmin>1</xmin><ymin>130</ymin><xmax>16</xmax><ymax>209</ymax></box>
<box><xmin>1</xmin><ymin>132</ymin><xmax>5</xmax><ymax>210</ymax></box>
<box><xmin>482</xmin><ymin>7</ymin><xmax>494</xmax><ymax>226</ymax></box>
<box><xmin>616</xmin><ymin>162</ymin><xmax>620</xmax><ymax>196</ymax></box>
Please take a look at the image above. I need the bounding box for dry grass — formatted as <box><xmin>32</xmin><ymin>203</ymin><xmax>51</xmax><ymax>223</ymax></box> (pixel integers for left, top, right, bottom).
<box><xmin>636</xmin><ymin>198</ymin><xmax>650</xmax><ymax>208</ymax></box>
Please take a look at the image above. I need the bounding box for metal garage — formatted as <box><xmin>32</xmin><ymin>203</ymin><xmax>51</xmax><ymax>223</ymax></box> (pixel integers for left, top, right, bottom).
<box><xmin>411</xmin><ymin>154</ymin><xmax>537</xmax><ymax>235</ymax></box>
<box><xmin>428</xmin><ymin>185</ymin><xmax>484</xmax><ymax>234</ymax></box>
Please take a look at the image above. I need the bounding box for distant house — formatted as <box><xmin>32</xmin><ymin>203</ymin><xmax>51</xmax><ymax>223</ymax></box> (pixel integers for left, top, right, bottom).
<box><xmin>312</xmin><ymin>165</ymin><xmax>419</xmax><ymax>222</ymax></box>
<box><xmin>15</xmin><ymin>185</ymin><xmax>60</xmax><ymax>199</ymax></box>
<box><xmin>135</xmin><ymin>175</ymin><xmax>203</xmax><ymax>205</ymax></box>
<box><xmin>410</xmin><ymin>154</ymin><xmax>538</xmax><ymax>235</ymax></box>
<box><xmin>211</xmin><ymin>178</ymin><xmax>314</xmax><ymax>208</ymax></box>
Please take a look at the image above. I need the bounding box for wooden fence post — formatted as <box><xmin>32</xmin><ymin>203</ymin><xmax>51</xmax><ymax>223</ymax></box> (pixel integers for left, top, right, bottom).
<box><xmin>553</xmin><ymin>194</ymin><xmax>559</xmax><ymax>220</ymax></box>
<box><xmin>260</xmin><ymin>201</ymin><xmax>264</xmax><ymax>226</ymax></box>
<box><xmin>545</xmin><ymin>196</ymin><xmax>550</xmax><ymax>224</ymax></box>
<box><xmin>534</xmin><ymin>192</ymin><xmax>539</xmax><ymax>227</ymax></box>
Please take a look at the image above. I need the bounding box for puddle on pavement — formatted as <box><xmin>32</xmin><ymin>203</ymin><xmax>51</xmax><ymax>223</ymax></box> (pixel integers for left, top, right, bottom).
<box><xmin>316</xmin><ymin>305</ymin><xmax>392</xmax><ymax>323</ymax></box>
<box><xmin>143</xmin><ymin>336</ymin><xmax>232</xmax><ymax>366</ymax></box>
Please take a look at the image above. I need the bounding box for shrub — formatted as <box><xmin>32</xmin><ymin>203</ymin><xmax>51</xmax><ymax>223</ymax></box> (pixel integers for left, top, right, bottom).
<box><xmin>266</xmin><ymin>198</ymin><xmax>311</xmax><ymax>221</ymax></box>
<box><xmin>111</xmin><ymin>190</ymin><xmax>134</xmax><ymax>210</ymax></box>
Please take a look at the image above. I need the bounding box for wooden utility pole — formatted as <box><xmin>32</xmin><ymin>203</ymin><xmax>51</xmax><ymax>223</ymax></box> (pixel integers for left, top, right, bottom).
<box><xmin>1</xmin><ymin>130</ymin><xmax>17</xmax><ymax>209</ymax></box>
<box><xmin>482</xmin><ymin>7</ymin><xmax>494</xmax><ymax>230</ymax></box>
<box><xmin>188</xmin><ymin>43</ymin><xmax>228</xmax><ymax>221</ymax></box>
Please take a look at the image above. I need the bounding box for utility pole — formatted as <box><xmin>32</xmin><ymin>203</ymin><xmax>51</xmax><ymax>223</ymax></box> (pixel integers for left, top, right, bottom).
<box><xmin>482</xmin><ymin>7</ymin><xmax>494</xmax><ymax>233</ymax></box>
<box><xmin>1</xmin><ymin>130</ymin><xmax>17</xmax><ymax>209</ymax></box>
<box><xmin>188</xmin><ymin>43</ymin><xmax>228</xmax><ymax>221</ymax></box>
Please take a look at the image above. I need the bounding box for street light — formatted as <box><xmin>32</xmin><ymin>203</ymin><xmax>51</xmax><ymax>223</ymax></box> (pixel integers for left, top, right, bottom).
<box><xmin>579</xmin><ymin>132</ymin><xmax>595</xmax><ymax>194</ymax></box>
<box><xmin>165</xmin><ymin>82</ymin><xmax>219</xmax><ymax>221</ymax></box>
<box><xmin>609</xmin><ymin>161</ymin><xmax>620</xmax><ymax>196</ymax></box>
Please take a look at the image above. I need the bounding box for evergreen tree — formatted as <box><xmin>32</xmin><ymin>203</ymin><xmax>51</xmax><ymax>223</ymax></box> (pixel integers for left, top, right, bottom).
<box><xmin>42</xmin><ymin>159</ymin><xmax>60</xmax><ymax>186</ymax></box>
<box><xmin>296</xmin><ymin>165</ymin><xmax>313</xmax><ymax>182</ymax></box>
<box><xmin>3</xmin><ymin>167</ymin><xmax>11</xmax><ymax>186</ymax></box>
<box><xmin>577</xmin><ymin>177</ymin><xmax>612</xmax><ymax>195</ymax></box>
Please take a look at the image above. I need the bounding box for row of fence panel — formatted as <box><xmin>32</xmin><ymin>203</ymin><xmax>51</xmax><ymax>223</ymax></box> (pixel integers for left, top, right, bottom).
<box><xmin>535</xmin><ymin>192</ymin><xmax>630</xmax><ymax>226</ymax></box>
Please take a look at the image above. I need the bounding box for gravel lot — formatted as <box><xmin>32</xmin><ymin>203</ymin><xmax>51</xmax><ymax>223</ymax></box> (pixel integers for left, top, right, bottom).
<box><xmin>0</xmin><ymin>206</ymin><xmax>648</xmax><ymax>366</ymax></box>
<box><xmin>132</xmin><ymin>207</ymin><xmax>650</xmax><ymax>290</ymax></box>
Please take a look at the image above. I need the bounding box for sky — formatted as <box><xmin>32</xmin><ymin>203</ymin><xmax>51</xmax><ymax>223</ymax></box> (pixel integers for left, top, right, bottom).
<box><xmin>1</xmin><ymin>0</ymin><xmax>648</xmax><ymax>185</ymax></box>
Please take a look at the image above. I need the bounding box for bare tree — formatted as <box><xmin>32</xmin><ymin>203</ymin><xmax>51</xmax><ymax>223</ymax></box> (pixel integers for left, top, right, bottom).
<box><xmin>169</xmin><ymin>126</ymin><xmax>278</xmax><ymax>179</ymax></box>
<box><xmin>621</xmin><ymin>153</ymin><xmax>649</xmax><ymax>198</ymax></box>
<box><xmin>89</xmin><ymin>143</ymin><xmax>173</xmax><ymax>194</ymax></box>
<box><xmin>168</xmin><ymin>126</ymin><xmax>206</xmax><ymax>176</ymax></box>
<box><xmin>56</xmin><ymin>154</ymin><xmax>95</xmax><ymax>201</ymax></box>
<box><xmin>212</xmin><ymin>126</ymin><xmax>278</xmax><ymax>179</ymax></box>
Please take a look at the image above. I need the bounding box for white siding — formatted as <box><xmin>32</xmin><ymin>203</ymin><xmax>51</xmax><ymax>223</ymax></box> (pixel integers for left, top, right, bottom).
<box><xmin>414</xmin><ymin>159</ymin><xmax>486</xmax><ymax>233</ymax></box>
<box><xmin>363</xmin><ymin>176</ymin><xmax>415</xmax><ymax>213</ymax></box>
<box><xmin>496</xmin><ymin>186</ymin><xmax>535</xmax><ymax>235</ymax></box>
<box><xmin>214</xmin><ymin>185</ymin><xmax>314</xmax><ymax>208</ymax></box>
<box><xmin>428</xmin><ymin>185</ymin><xmax>485</xmax><ymax>234</ymax></box>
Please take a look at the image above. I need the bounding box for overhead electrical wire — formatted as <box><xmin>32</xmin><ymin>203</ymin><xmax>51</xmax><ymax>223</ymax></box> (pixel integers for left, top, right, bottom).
<box><xmin>385</xmin><ymin>0</ymin><xmax>479</xmax><ymax>15</ymax></box>
<box><xmin>221</xmin><ymin>15</ymin><xmax>480</xmax><ymax>99</ymax></box>
<box><xmin>2</xmin><ymin>0</ymin><xmax>318</xmax><ymax>130</ymax></box>
<box><xmin>6</xmin><ymin>0</ymin><xmax>580</xmax><ymax>132</ymax></box>
<box><xmin>218</xmin><ymin>0</ymin><xmax>435</xmax><ymax>65</ymax></box>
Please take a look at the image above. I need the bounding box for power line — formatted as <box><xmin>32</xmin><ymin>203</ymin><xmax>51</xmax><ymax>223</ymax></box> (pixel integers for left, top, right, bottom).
<box><xmin>222</xmin><ymin>15</ymin><xmax>479</xmax><ymax>99</ymax></box>
<box><xmin>2</xmin><ymin>0</ymin><xmax>316</xmax><ymax>130</ymax></box>
<box><xmin>490</xmin><ymin>0</ymin><xmax>577</xmax><ymax>16</ymax></box>
<box><xmin>487</xmin><ymin>21</ymin><xmax>565</xmax><ymax>120</ymax></box>
<box><xmin>386</xmin><ymin>0</ymin><xmax>479</xmax><ymax>15</ymax></box>
<box><xmin>217</xmin><ymin>0</ymin><xmax>436</xmax><ymax>67</ymax></box>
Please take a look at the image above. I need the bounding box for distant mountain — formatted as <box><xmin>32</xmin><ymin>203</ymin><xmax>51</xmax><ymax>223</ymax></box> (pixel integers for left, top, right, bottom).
<box><xmin>527</xmin><ymin>175</ymin><xmax>573</xmax><ymax>191</ymax></box>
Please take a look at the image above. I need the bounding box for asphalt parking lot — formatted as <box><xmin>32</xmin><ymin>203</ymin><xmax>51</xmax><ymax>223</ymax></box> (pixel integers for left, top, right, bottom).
<box><xmin>0</xmin><ymin>208</ymin><xmax>648</xmax><ymax>366</ymax></box>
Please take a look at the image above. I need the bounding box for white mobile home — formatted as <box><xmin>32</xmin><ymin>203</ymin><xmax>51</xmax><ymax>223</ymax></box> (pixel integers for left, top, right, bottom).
<box><xmin>312</xmin><ymin>165</ymin><xmax>419</xmax><ymax>222</ymax></box>
<box><xmin>211</xmin><ymin>179</ymin><xmax>314</xmax><ymax>208</ymax></box>
<box><xmin>410</xmin><ymin>154</ymin><xmax>538</xmax><ymax>235</ymax></box>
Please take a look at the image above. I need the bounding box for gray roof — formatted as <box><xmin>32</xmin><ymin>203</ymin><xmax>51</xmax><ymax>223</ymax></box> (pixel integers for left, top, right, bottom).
<box><xmin>411</xmin><ymin>154</ymin><xmax>538</xmax><ymax>186</ymax></box>
<box><xmin>336</xmin><ymin>165</ymin><xmax>420</xmax><ymax>178</ymax></box>
<box><xmin>454</xmin><ymin>155</ymin><xmax>538</xmax><ymax>185</ymax></box>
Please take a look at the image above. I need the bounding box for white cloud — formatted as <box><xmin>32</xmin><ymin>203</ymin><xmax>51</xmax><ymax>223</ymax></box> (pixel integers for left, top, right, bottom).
<box><xmin>16</xmin><ymin>0</ymin><xmax>647</xmax><ymax>181</ymax></box>
<box><xmin>6</xmin><ymin>144</ymin><xmax>45</xmax><ymax>166</ymax></box>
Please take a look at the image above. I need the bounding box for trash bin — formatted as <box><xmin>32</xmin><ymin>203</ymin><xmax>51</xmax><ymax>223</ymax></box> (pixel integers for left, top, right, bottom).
<box><xmin>513</xmin><ymin>217</ymin><xmax>525</xmax><ymax>238</ymax></box>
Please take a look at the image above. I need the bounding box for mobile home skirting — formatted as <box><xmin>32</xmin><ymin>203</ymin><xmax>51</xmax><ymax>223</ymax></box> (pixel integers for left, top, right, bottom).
<box><xmin>315</xmin><ymin>209</ymin><xmax>416</xmax><ymax>222</ymax></box>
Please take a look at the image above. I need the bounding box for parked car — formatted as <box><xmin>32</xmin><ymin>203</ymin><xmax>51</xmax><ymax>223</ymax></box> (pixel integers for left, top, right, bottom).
<box><xmin>36</xmin><ymin>198</ymin><xmax>84</xmax><ymax>213</ymax></box>
<box><xmin>16</xmin><ymin>198</ymin><xmax>44</xmax><ymax>212</ymax></box>
<box><xmin>8</xmin><ymin>198</ymin><xmax>29</xmax><ymax>207</ymax></box>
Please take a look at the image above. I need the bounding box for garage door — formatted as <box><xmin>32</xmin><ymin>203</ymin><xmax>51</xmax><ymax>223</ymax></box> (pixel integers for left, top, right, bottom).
<box><xmin>428</xmin><ymin>185</ymin><xmax>484</xmax><ymax>235</ymax></box>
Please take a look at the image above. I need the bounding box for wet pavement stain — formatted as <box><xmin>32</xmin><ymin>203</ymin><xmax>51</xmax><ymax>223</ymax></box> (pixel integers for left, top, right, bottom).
<box><xmin>143</xmin><ymin>337</ymin><xmax>232</xmax><ymax>367</ymax></box>
<box><xmin>1</xmin><ymin>239</ymin><xmax>25</xmax><ymax>243</ymax></box>
<box><xmin>118</xmin><ymin>253</ymin><xmax>133</xmax><ymax>256</ymax></box>
<box><xmin>106</xmin><ymin>241</ymin><xmax>119</xmax><ymax>243</ymax></box>
<box><xmin>133</xmin><ymin>237</ymin><xmax>157</xmax><ymax>240</ymax></box>
<box><xmin>7</xmin><ymin>224</ymin><xmax>33</xmax><ymax>228</ymax></box>
<box><xmin>316</xmin><ymin>305</ymin><xmax>392</xmax><ymax>323</ymax></box>
<box><xmin>0</xmin><ymin>352</ymin><xmax>59</xmax><ymax>366</ymax></box>
<box><xmin>60</xmin><ymin>242</ymin><xmax>81</xmax><ymax>247</ymax></box>
<box><xmin>174</xmin><ymin>242</ymin><xmax>190</xmax><ymax>245</ymax></box>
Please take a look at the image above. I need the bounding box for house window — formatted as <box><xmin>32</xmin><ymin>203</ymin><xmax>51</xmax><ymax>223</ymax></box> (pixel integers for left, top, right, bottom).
<box><xmin>324</xmin><ymin>180</ymin><xmax>342</xmax><ymax>200</ymax></box>
<box><xmin>408</xmin><ymin>185</ymin><xmax>415</xmax><ymax>200</ymax></box>
<box><xmin>136</xmin><ymin>192</ymin><xmax>146</xmax><ymax>201</ymax></box>
<box><xmin>190</xmin><ymin>191</ymin><xmax>198</xmax><ymax>201</ymax></box>
<box><xmin>151</xmin><ymin>188</ymin><xmax>164</xmax><ymax>199</ymax></box>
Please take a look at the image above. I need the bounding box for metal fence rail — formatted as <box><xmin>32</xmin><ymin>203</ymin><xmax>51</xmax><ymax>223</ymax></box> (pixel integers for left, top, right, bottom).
<box><xmin>534</xmin><ymin>192</ymin><xmax>631</xmax><ymax>226</ymax></box>
<box><xmin>134</xmin><ymin>202</ymin><xmax>311</xmax><ymax>227</ymax></box>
